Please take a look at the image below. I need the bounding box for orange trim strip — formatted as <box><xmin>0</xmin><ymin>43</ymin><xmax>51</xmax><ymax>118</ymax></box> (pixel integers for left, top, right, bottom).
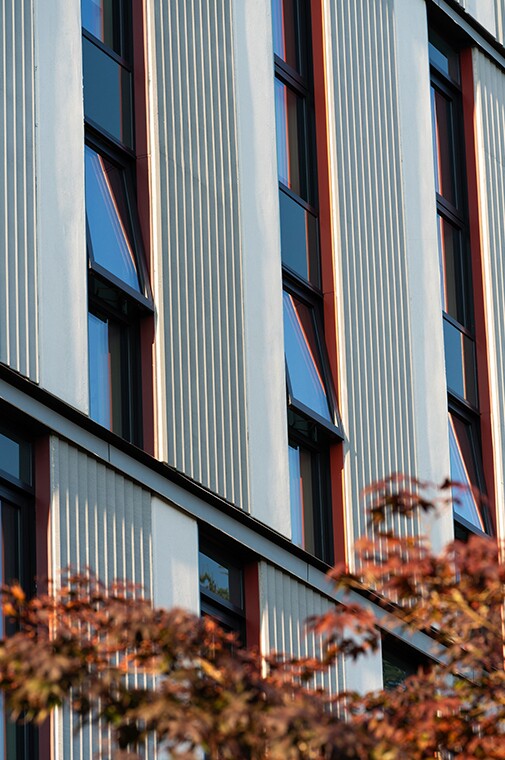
<box><xmin>310</xmin><ymin>0</ymin><xmax>346</xmax><ymax>563</ymax></box>
<box><xmin>132</xmin><ymin>0</ymin><xmax>155</xmax><ymax>456</ymax></box>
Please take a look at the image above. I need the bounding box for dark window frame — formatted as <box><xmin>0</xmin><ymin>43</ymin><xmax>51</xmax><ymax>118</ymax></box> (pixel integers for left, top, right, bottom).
<box><xmin>198</xmin><ymin>537</ymin><xmax>247</xmax><ymax>644</ymax></box>
<box><xmin>0</xmin><ymin>426</ymin><xmax>37</xmax><ymax>760</ymax></box>
<box><xmin>429</xmin><ymin>29</ymin><xmax>490</xmax><ymax>537</ymax></box>
<box><xmin>83</xmin><ymin>3</ymin><xmax>153</xmax><ymax>447</ymax></box>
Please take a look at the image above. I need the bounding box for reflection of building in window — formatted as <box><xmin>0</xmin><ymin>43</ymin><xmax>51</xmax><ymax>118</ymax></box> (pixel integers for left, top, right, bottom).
<box><xmin>272</xmin><ymin>0</ymin><xmax>343</xmax><ymax>564</ymax></box>
<box><xmin>199</xmin><ymin>543</ymin><xmax>246</xmax><ymax>643</ymax></box>
<box><xmin>0</xmin><ymin>427</ymin><xmax>36</xmax><ymax>758</ymax></box>
<box><xmin>429</xmin><ymin>30</ymin><xmax>491</xmax><ymax>536</ymax></box>
<box><xmin>82</xmin><ymin>0</ymin><xmax>153</xmax><ymax>445</ymax></box>
<box><xmin>382</xmin><ymin>636</ymin><xmax>425</xmax><ymax>691</ymax></box>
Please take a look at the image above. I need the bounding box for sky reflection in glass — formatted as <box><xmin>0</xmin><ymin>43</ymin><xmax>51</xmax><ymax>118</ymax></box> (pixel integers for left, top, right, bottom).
<box><xmin>85</xmin><ymin>145</ymin><xmax>141</xmax><ymax>292</ymax></box>
<box><xmin>283</xmin><ymin>292</ymin><xmax>331</xmax><ymax>421</ymax></box>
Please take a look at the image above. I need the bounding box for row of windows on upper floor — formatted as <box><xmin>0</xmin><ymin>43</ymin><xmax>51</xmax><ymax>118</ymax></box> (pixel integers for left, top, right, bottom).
<box><xmin>81</xmin><ymin>0</ymin><xmax>492</xmax><ymax>559</ymax></box>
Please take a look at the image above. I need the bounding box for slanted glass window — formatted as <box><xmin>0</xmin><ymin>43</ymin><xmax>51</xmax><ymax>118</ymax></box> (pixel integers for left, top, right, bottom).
<box><xmin>449</xmin><ymin>412</ymin><xmax>489</xmax><ymax>533</ymax></box>
<box><xmin>199</xmin><ymin>545</ymin><xmax>245</xmax><ymax>640</ymax></box>
<box><xmin>86</xmin><ymin>142</ymin><xmax>152</xmax><ymax>444</ymax></box>
<box><xmin>283</xmin><ymin>291</ymin><xmax>333</xmax><ymax>424</ymax></box>
<box><xmin>85</xmin><ymin>145</ymin><xmax>142</xmax><ymax>293</ymax></box>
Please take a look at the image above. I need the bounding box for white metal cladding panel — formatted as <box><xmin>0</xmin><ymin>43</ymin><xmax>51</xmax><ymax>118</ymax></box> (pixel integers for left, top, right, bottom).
<box><xmin>0</xmin><ymin>0</ymin><xmax>38</xmax><ymax>379</ymax></box>
<box><xmin>151</xmin><ymin>0</ymin><xmax>249</xmax><ymax>510</ymax></box>
<box><xmin>495</xmin><ymin>1</ymin><xmax>505</xmax><ymax>44</ymax></box>
<box><xmin>326</xmin><ymin>0</ymin><xmax>419</xmax><ymax>551</ymax></box>
<box><xmin>49</xmin><ymin>437</ymin><xmax>155</xmax><ymax>760</ymax></box>
<box><xmin>473</xmin><ymin>51</ymin><xmax>505</xmax><ymax>538</ymax></box>
<box><xmin>259</xmin><ymin>563</ymin><xmax>344</xmax><ymax>697</ymax></box>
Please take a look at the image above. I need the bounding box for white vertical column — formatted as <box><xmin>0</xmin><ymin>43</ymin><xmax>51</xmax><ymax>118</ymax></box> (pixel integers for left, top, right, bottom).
<box><xmin>231</xmin><ymin>0</ymin><xmax>291</xmax><ymax>536</ymax></box>
<box><xmin>393</xmin><ymin>0</ymin><xmax>453</xmax><ymax>549</ymax></box>
<box><xmin>34</xmin><ymin>0</ymin><xmax>88</xmax><ymax>411</ymax></box>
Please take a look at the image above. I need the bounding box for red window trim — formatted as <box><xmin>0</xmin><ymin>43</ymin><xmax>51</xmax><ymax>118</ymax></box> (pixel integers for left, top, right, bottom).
<box><xmin>310</xmin><ymin>0</ymin><xmax>346</xmax><ymax>563</ymax></box>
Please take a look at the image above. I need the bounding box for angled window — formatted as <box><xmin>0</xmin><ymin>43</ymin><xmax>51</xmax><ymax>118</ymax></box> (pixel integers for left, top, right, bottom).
<box><xmin>429</xmin><ymin>30</ymin><xmax>489</xmax><ymax>535</ymax></box>
<box><xmin>273</xmin><ymin>0</ymin><xmax>342</xmax><ymax>563</ymax></box>
<box><xmin>86</xmin><ymin>142</ymin><xmax>152</xmax><ymax>445</ymax></box>
<box><xmin>83</xmin><ymin>0</ymin><xmax>152</xmax><ymax>447</ymax></box>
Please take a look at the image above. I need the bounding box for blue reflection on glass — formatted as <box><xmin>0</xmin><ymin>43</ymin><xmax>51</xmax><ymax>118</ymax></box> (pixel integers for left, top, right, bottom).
<box><xmin>449</xmin><ymin>414</ymin><xmax>484</xmax><ymax>530</ymax></box>
<box><xmin>0</xmin><ymin>434</ymin><xmax>19</xmax><ymax>480</ymax></box>
<box><xmin>82</xmin><ymin>0</ymin><xmax>102</xmax><ymax>40</ymax></box>
<box><xmin>275</xmin><ymin>79</ymin><xmax>289</xmax><ymax>187</ymax></box>
<box><xmin>83</xmin><ymin>36</ymin><xmax>132</xmax><ymax>148</ymax></box>
<box><xmin>443</xmin><ymin>319</ymin><xmax>477</xmax><ymax>407</ymax></box>
<box><xmin>85</xmin><ymin>145</ymin><xmax>141</xmax><ymax>291</ymax></box>
<box><xmin>88</xmin><ymin>312</ymin><xmax>111</xmax><ymax>428</ymax></box>
<box><xmin>279</xmin><ymin>190</ymin><xmax>319</xmax><ymax>286</ymax></box>
<box><xmin>288</xmin><ymin>443</ymin><xmax>303</xmax><ymax>547</ymax></box>
<box><xmin>283</xmin><ymin>292</ymin><xmax>331</xmax><ymax>421</ymax></box>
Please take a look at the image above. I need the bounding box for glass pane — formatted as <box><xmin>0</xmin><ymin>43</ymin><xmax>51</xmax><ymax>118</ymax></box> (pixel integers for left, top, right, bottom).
<box><xmin>279</xmin><ymin>189</ymin><xmax>319</xmax><ymax>286</ymax></box>
<box><xmin>272</xmin><ymin>0</ymin><xmax>302</xmax><ymax>73</ymax></box>
<box><xmin>283</xmin><ymin>292</ymin><xmax>332</xmax><ymax>421</ymax></box>
<box><xmin>449</xmin><ymin>413</ymin><xmax>485</xmax><ymax>531</ymax></box>
<box><xmin>431</xmin><ymin>86</ymin><xmax>458</xmax><ymax>207</ymax></box>
<box><xmin>275</xmin><ymin>79</ymin><xmax>307</xmax><ymax>199</ymax></box>
<box><xmin>0</xmin><ymin>432</ymin><xmax>31</xmax><ymax>484</ymax></box>
<box><xmin>300</xmin><ymin>447</ymin><xmax>315</xmax><ymax>554</ymax></box>
<box><xmin>83</xmin><ymin>36</ymin><xmax>133</xmax><ymax>148</ymax></box>
<box><xmin>444</xmin><ymin>319</ymin><xmax>478</xmax><ymax>407</ymax></box>
<box><xmin>88</xmin><ymin>311</ymin><xmax>111</xmax><ymax>429</ymax></box>
<box><xmin>429</xmin><ymin>32</ymin><xmax>460</xmax><ymax>84</ymax></box>
<box><xmin>437</xmin><ymin>215</ymin><xmax>470</xmax><ymax>326</ymax></box>
<box><xmin>199</xmin><ymin>552</ymin><xmax>243</xmax><ymax>608</ymax></box>
<box><xmin>85</xmin><ymin>145</ymin><xmax>141</xmax><ymax>291</ymax></box>
<box><xmin>288</xmin><ymin>443</ymin><xmax>316</xmax><ymax>553</ymax></box>
<box><xmin>81</xmin><ymin>0</ymin><xmax>121</xmax><ymax>55</ymax></box>
<box><xmin>382</xmin><ymin>650</ymin><xmax>417</xmax><ymax>691</ymax></box>
<box><xmin>288</xmin><ymin>443</ymin><xmax>304</xmax><ymax>546</ymax></box>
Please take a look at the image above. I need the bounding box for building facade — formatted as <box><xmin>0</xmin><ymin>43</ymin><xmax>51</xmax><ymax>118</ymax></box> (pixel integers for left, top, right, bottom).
<box><xmin>1</xmin><ymin>0</ymin><xmax>505</xmax><ymax>756</ymax></box>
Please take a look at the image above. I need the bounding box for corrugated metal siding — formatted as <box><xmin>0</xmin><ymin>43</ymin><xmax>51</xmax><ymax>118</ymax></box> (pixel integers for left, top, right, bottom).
<box><xmin>0</xmin><ymin>0</ymin><xmax>38</xmax><ymax>379</ymax></box>
<box><xmin>260</xmin><ymin>563</ymin><xmax>344</xmax><ymax>697</ymax></box>
<box><xmin>151</xmin><ymin>0</ymin><xmax>249</xmax><ymax>510</ymax></box>
<box><xmin>473</xmin><ymin>50</ymin><xmax>505</xmax><ymax>538</ymax></box>
<box><xmin>326</xmin><ymin>0</ymin><xmax>419</xmax><ymax>552</ymax></box>
<box><xmin>49</xmin><ymin>438</ymin><xmax>154</xmax><ymax>759</ymax></box>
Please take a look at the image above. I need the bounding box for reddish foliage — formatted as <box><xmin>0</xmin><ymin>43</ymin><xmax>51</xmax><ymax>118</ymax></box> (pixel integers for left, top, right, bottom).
<box><xmin>0</xmin><ymin>478</ymin><xmax>504</xmax><ymax>758</ymax></box>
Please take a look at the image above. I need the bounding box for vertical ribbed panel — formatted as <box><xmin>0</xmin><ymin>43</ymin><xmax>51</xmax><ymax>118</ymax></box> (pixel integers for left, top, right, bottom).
<box><xmin>152</xmin><ymin>0</ymin><xmax>248</xmax><ymax>509</ymax></box>
<box><xmin>260</xmin><ymin>563</ymin><xmax>344</xmax><ymax>695</ymax></box>
<box><xmin>473</xmin><ymin>51</ymin><xmax>505</xmax><ymax>539</ymax></box>
<box><xmin>0</xmin><ymin>0</ymin><xmax>38</xmax><ymax>379</ymax></box>
<box><xmin>495</xmin><ymin>1</ymin><xmax>505</xmax><ymax>44</ymax></box>
<box><xmin>49</xmin><ymin>438</ymin><xmax>154</xmax><ymax>760</ymax></box>
<box><xmin>327</xmin><ymin>0</ymin><xmax>419</xmax><ymax>550</ymax></box>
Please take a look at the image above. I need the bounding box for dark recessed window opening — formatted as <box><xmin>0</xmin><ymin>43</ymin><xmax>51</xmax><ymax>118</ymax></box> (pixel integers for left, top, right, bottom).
<box><xmin>199</xmin><ymin>543</ymin><xmax>246</xmax><ymax>643</ymax></box>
